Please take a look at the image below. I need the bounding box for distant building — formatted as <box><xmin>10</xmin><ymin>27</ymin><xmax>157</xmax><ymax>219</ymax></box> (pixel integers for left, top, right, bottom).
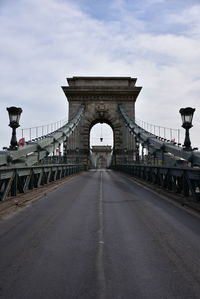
<box><xmin>90</xmin><ymin>146</ymin><xmax>112</xmax><ymax>169</ymax></box>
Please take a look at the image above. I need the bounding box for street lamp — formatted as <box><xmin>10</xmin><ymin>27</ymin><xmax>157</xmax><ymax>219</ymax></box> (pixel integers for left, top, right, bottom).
<box><xmin>7</xmin><ymin>106</ymin><xmax>23</xmax><ymax>150</ymax></box>
<box><xmin>179</xmin><ymin>107</ymin><xmax>195</xmax><ymax>151</ymax></box>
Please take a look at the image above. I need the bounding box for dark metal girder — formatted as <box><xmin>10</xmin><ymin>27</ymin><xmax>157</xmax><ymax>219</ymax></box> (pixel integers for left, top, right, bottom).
<box><xmin>0</xmin><ymin>164</ymin><xmax>84</xmax><ymax>201</ymax></box>
<box><xmin>113</xmin><ymin>164</ymin><xmax>200</xmax><ymax>201</ymax></box>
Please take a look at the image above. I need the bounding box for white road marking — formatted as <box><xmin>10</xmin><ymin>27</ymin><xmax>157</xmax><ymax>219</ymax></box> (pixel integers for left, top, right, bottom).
<box><xmin>97</xmin><ymin>170</ymin><xmax>106</xmax><ymax>299</ymax></box>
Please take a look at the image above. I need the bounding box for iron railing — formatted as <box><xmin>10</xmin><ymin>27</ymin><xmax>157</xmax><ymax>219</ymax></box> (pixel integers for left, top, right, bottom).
<box><xmin>114</xmin><ymin>164</ymin><xmax>200</xmax><ymax>201</ymax></box>
<box><xmin>0</xmin><ymin>164</ymin><xmax>84</xmax><ymax>201</ymax></box>
<box><xmin>21</xmin><ymin>118</ymin><xmax>68</xmax><ymax>141</ymax></box>
<box><xmin>135</xmin><ymin>118</ymin><xmax>181</xmax><ymax>144</ymax></box>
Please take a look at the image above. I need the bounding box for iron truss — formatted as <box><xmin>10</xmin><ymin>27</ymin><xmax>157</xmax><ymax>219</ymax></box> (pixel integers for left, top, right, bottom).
<box><xmin>114</xmin><ymin>164</ymin><xmax>200</xmax><ymax>201</ymax></box>
<box><xmin>0</xmin><ymin>164</ymin><xmax>84</xmax><ymax>201</ymax></box>
<box><xmin>0</xmin><ymin>105</ymin><xmax>85</xmax><ymax>168</ymax></box>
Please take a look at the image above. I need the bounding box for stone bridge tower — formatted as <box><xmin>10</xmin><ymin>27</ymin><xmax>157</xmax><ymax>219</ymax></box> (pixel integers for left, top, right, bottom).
<box><xmin>62</xmin><ymin>77</ymin><xmax>142</xmax><ymax>166</ymax></box>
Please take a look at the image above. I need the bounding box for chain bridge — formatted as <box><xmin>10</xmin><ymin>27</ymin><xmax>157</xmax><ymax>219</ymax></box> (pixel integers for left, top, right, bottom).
<box><xmin>1</xmin><ymin>76</ymin><xmax>200</xmax><ymax>298</ymax></box>
<box><xmin>0</xmin><ymin>76</ymin><xmax>200</xmax><ymax>202</ymax></box>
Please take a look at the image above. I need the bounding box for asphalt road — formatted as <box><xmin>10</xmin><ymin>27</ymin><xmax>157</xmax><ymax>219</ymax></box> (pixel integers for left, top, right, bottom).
<box><xmin>0</xmin><ymin>169</ymin><xmax>200</xmax><ymax>299</ymax></box>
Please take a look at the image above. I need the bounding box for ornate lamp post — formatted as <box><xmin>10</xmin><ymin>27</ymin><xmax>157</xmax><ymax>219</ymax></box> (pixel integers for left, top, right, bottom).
<box><xmin>179</xmin><ymin>107</ymin><xmax>195</xmax><ymax>151</ymax></box>
<box><xmin>7</xmin><ymin>106</ymin><xmax>23</xmax><ymax>150</ymax></box>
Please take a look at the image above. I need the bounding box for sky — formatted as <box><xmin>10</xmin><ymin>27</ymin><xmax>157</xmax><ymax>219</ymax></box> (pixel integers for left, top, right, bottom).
<box><xmin>0</xmin><ymin>0</ymin><xmax>200</xmax><ymax>149</ymax></box>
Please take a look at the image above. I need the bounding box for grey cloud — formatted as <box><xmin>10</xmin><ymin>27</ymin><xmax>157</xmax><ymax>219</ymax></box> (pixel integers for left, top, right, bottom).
<box><xmin>0</xmin><ymin>0</ymin><xmax>200</xmax><ymax>149</ymax></box>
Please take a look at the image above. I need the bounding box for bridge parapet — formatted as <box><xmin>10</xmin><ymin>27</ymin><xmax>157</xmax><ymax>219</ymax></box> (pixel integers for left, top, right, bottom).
<box><xmin>0</xmin><ymin>164</ymin><xmax>84</xmax><ymax>201</ymax></box>
<box><xmin>114</xmin><ymin>164</ymin><xmax>200</xmax><ymax>201</ymax></box>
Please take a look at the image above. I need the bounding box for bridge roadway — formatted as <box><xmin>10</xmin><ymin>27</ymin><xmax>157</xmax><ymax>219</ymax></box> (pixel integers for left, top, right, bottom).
<box><xmin>0</xmin><ymin>169</ymin><xmax>200</xmax><ymax>299</ymax></box>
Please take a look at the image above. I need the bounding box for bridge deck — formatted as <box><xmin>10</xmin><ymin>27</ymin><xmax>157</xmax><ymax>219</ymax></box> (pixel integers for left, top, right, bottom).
<box><xmin>0</xmin><ymin>170</ymin><xmax>200</xmax><ymax>298</ymax></box>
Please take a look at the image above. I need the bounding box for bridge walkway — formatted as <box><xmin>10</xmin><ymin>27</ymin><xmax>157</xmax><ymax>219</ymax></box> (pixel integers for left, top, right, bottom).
<box><xmin>0</xmin><ymin>170</ymin><xmax>200</xmax><ymax>298</ymax></box>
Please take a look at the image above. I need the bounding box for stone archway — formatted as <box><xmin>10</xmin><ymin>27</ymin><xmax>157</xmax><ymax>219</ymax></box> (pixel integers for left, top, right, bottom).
<box><xmin>62</xmin><ymin>76</ymin><xmax>142</xmax><ymax>166</ymax></box>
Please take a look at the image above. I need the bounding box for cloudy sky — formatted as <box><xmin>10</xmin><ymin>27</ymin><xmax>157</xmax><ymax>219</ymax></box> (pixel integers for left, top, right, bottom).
<box><xmin>0</xmin><ymin>0</ymin><xmax>200</xmax><ymax>149</ymax></box>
